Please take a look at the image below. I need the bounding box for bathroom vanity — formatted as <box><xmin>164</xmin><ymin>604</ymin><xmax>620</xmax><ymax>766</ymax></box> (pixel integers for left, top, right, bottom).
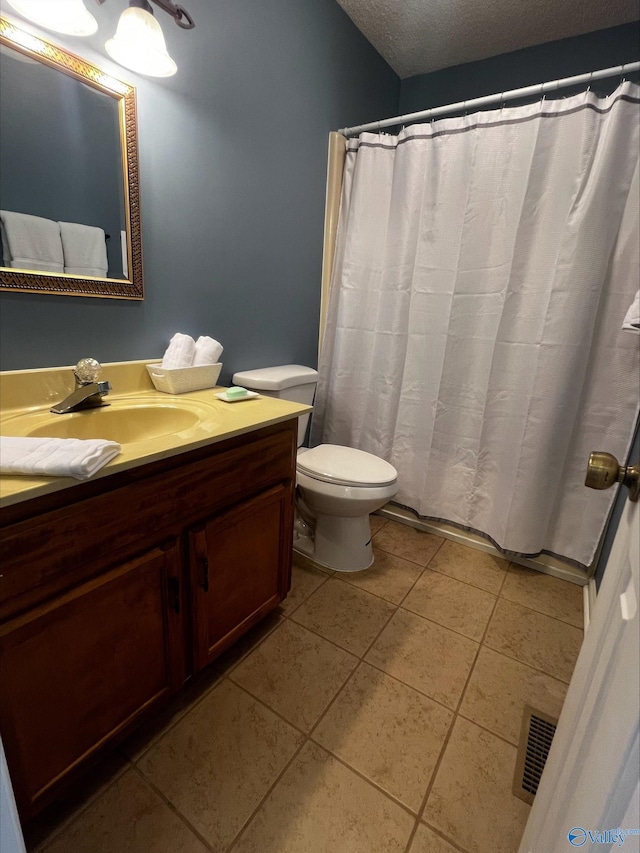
<box><xmin>0</xmin><ymin>361</ymin><xmax>310</xmax><ymax>820</ymax></box>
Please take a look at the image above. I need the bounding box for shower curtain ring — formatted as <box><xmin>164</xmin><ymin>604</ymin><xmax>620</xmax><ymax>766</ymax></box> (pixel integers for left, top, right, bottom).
<box><xmin>621</xmin><ymin>63</ymin><xmax>627</xmax><ymax>83</ymax></box>
<box><xmin>587</xmin><ymin>71</ymin><xmax>593</xmax><ymax>94</ymax></box>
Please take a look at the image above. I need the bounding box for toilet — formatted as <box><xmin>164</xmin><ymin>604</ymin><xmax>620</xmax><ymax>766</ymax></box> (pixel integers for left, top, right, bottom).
<box><xmin>232</xmin><ymin>365</ymin><xmax>398</xmax><ymax>572</ymax></box>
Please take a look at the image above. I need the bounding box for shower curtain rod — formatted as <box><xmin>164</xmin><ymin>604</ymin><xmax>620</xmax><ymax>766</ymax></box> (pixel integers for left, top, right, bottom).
<box><xmin>338</xmin><ymin>61</ymin><xmax>640</xmax><ymax>137</ymax></box>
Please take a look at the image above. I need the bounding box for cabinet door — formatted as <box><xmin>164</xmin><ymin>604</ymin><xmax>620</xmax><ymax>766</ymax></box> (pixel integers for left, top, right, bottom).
<box><xmin>0</xmin><ymin>543</ymin><xmax>185</xmax><ymax>819</ymax></box>
<box><xmin>190</xmin><ymin>484</ymin><xmax>293</xmax><ymax>671</ymax></box>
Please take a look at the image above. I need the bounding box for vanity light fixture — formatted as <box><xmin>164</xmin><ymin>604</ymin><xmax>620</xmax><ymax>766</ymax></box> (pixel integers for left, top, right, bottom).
<box><xmin>105</xmin><ymin>0</ymin><xmax>193</xmax><ymax>77</ymax></box>
<box><xmin>5</xmin><ymin>0</ymin><xmax>98</xmax><ymax>36</ymax></box>
<box><xmin>6</xmin><ymin>0</ymin><xmax>194</xmax><ymax>76</ymax></box>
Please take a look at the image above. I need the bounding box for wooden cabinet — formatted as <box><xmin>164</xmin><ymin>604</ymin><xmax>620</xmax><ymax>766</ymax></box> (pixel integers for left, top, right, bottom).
<box><xmin>0</xmin><ymin>421</ymin><xmax>296</xmax><ymax>820</ymax></box>
<box><xmin>190</xmin><ymin>484</ymin><xmax>292</xmax><ymax>670</ymax></box>
<box><xmin>0</xmin><ymin>543</ymin><xmax>184</xmax><ymax>814</ymax></box>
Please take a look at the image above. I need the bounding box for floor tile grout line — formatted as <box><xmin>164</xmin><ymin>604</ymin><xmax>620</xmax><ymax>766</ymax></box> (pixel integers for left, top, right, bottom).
<box><xmin>420</xmin><ymin>819</ymin><xmax>475</xmax><ymax>853</ymax></box>
<box><xmin>333</xmin><ymin>566</ymin><xmax>426</xmax><ymax>607</ymax></box>
<box><xmin>224</xmin><ymin>674</ymin><xmax>312</xmax><ymax>738</ymax></box>
<box><xmin>282</xmin><ymin>593</ymin><xmax>395</xmax><ymax>662</ymax></box>
<box><xmin>400</xmin><ymin>597</ymin><xmax>496</xmax><ymax>643</ymax></box>
<box><xmin>357</xmin><ymin>593</ymin><xmax>403</xmax><ymax>660</ymax></box>
<box><xmin>456</xmin><ymin>709</ymin><xmax>531</xmax><ymax>750</ymax></box>
<box><xmin>395</xmin><ymin>540</ymin><xmax>445</xmax><ymax>606</ymax></box>
<box><xmin>353</xmin><ymin>657</ymin><xmax>459</xmax><ymax>716</ymax></box>
<box><xmin>484</xmin><ymin>579</ymin><xmax>581</xmax><ymax>684</ymax></box>
<box><xmin>497</xmin><ymin>589</ymin><xmax>585</xmax><ymax>630</ymax></box>
<box><xmin>287</xmin><ymin>539</ymin><xmax>455</xmax><ymax>665</ymax></box>
<box><xmin>481</xmin><ymin>638</ymin><xmax>574</xmax><ymax>686</ymax></box>
<box><xmin>28</xmin><ymin>761</ymin><xmax>130</xmax><ymax>853</ymax></box>
<box><xmin>305</xmin><ymin>659</ymin><xmax>368</xmax><ymax>741</ymax></box>
<box><xmin>128</xmin><ymin>762</ymin><xmax>216</xmax><ymax>853</ymax></box>
<box><xmin>218</xmin><ymin>616</ymin><xmax>288</xmax><ymax>679</ymax></box>
<box><xmin>220</xmin><ymin>736</ymin><xmax>311</xmax><ymax>853</ymax></box>
<box><xmin>416</xmin><ymin>562</ymin><xmax>506</xmax><ymax>597</ymax></box>
<box><xmin>393</xmin><ymin>603</ymin><xmax>485</xmax><ymax>646</ymax></box>
<box><xmin>279</xmin><ymin>565</ymin><xmax>332</xmax><ymax>617</ymax></box>
<box><xmin>453</xmin><ymin>568</ymin><xmax>508</xmax><ymax>717</ymax></box>
<box><xmin>125</xmin><ymin>619</ymin><xmax>285</xmax><ymax>763</ymax></box>
<box><xmin>477</xmin><ymin>639</ymin><xmax>577</xmax><ymax>686</ymax></box>
<box><xmin>370</xmin><ymin>541</ymin><xmax>445</xmax><ymax>571</ymax></box>
<box><xmin>415</xmin><ymin>573</ymin><xmax>506</xmax><ymax>827</ymax></box>
<box><xmin>285</xmin><ymin>556</ymin><xmax>482</xmax><ymax>718</ymax></box>
<box><xmin>305</xmin><ymin>737</ymin><xmax>421</xmax><ymax>818</ymax></box>
<box><xmin>402</xmin><ymin>821</ymin><xmax>420</xmax><ymax>853</ymax></box>
<box><xmin>346</xmin><ymin>532</ymin><xmax>581</xmax><ymax>630</ymax></box>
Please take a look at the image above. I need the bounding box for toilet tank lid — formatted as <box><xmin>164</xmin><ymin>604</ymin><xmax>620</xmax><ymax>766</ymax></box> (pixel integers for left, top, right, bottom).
<box><xmin>232</xmin><ymin>365</ymin><xmax>319</xmax><ymax>390</ymax></box>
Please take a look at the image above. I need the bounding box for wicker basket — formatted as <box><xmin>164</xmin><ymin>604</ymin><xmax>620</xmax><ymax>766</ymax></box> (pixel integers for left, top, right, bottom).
<box><xmin>146</xmin><ymin>362</ymin><xmax>222</xmax><ymax>394</ymax></box>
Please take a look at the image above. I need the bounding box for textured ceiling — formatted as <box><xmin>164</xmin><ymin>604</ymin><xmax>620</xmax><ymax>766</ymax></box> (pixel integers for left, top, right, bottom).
<box><xmin>334</xmin><ymin>0</ymin><xmax>639</xmax><ymax>78</ymax></box>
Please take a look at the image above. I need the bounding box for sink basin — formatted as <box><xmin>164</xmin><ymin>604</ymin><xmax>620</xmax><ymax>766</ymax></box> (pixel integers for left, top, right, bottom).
<box><xmin>3</xmin><ymin>403</ymin><xmax>204</xmax><ymax>445</ymax></box>
<box><xmin>29</xmin><ymin>406</ymin><xmax>200</xmax><ymax>443</ymax></box>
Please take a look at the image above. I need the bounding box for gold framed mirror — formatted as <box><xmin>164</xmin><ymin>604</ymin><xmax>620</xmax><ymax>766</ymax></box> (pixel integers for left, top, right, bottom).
<box><xmin>0</xmin><ymin>17</ymin><xmax>143</xmax><ymax>299</ymax></box>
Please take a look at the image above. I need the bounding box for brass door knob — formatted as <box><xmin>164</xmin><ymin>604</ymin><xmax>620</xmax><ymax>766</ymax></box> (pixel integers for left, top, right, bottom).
<box><xmin>585</xmin><ymin>452</ymin><xmax>639</xmax><ymax>502</ymax></box>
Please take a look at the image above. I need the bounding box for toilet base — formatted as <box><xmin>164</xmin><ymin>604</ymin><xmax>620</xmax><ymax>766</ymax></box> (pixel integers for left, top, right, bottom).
<box><xmin>294</xmin><ymin>513</ymin><xmax>374</xmax><ymax>573</ymax></box>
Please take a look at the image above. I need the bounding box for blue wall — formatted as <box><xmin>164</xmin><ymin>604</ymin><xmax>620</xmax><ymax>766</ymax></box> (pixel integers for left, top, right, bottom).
<box><xmin>400</xmin><ymin>22</ymin><xmax>640</xmax><ymax>114</ymax></box>
<box><xmin>0</xmin><ymin>0</ymin><xmax>400</xmax><ymax>381</ymax></box>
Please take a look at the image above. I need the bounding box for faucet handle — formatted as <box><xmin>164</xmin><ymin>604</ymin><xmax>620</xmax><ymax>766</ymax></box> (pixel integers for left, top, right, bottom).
<box><xmin>74</xmin><ymin>357</ymin><xmax>102</xmax><ymax>385</ymax></box>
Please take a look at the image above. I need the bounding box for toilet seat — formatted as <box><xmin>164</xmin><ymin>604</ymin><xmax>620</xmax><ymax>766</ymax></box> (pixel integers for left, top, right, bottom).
<box><xmin>296</xmin><ymin>444</ymin><xmax>397</xmax><ymax>488</ymax></box>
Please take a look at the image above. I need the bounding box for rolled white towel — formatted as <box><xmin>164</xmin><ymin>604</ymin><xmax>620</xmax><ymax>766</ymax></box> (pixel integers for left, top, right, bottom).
<box><xmin>622</xmin><ymin>290</ymin><xmax>639</xmax><ymax>332</ymax></box>
<box><xmin>0</xmin><ymin>436</ymin><xmax>121</xmax><ymax>480</ymax></box>
<box><xmin>192</xmin><ymin>336</ymin><xmax>223</xmax><ymax>366</ymax></box>
<box><xmin>161</xmin><ymin>333</ymin><xmax>196</xmax><ymax>369</ymax></box>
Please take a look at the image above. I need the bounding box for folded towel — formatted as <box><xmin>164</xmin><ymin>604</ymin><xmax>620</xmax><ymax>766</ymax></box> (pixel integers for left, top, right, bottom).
<box><xmin>0</xmin><ymin>436</ymin><xmax>121</xmax><ymax>480</ymax></box>
<box><xmin>161</xmin><ymin>333</ymin><xmax>196</xmax><ymax>369</ymax></box>
<box><xmin>0</xmin><ymin>210</ymin><xmax>64</xmax><ymax>272</ymax></box>
<box><xmin>59</xmin><ymin>221</ymin><xmax>108</xmax><ymax>277</ymax></box>
<box><xmin>192</xmin><ymin>336</ymin><xmax>223</xmax><ymax>366</ymax></box>
<box><xmin>623</xmin><ymin>290</ymin><xmax>640</xmax><ymax>333</ymax></box>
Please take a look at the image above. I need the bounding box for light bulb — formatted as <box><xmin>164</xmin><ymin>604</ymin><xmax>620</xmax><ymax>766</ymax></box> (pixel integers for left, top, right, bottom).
<box><xmin>6</xmin><ymin>0</ymin><xmax>98</xmax><ymax>36</ymax></box>
<box><xmin>105</xmin><ymin>6</ymin><xmax>177</xmax><ymax>78</ymax></box>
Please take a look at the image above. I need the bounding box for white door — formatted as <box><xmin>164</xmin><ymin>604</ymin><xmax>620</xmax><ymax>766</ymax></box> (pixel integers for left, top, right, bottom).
<box><xmin>519</xmin><ymin>491</ymin><xmax>639</xmax><ymax>851</ymax></box>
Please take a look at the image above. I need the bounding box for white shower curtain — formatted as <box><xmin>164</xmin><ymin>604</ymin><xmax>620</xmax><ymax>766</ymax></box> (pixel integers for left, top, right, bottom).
<box><xmin>313</xmin><ymin>82</ymin><xmax>640</xmax><ymax>568</ymax></box>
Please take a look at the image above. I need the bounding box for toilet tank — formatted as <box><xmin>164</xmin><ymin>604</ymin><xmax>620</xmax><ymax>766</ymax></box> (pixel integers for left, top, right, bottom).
<box><xmin>231</xmin><ymin>365</ymin><xmax>319</xmax><ymax>447</ymax></box>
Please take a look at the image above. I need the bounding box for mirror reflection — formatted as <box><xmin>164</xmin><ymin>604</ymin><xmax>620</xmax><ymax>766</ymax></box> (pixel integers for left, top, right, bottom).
<box><xmin>0</xmin><ymin>18</ymin><xmax>143</xmax><ymax>299</ymax></box>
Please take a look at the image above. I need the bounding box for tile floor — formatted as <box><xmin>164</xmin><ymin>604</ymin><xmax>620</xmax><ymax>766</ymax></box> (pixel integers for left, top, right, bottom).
<box><xmin>27</xmin><ymin>517</ymin><xmax>585</xmax><ymax>853</ymax></box>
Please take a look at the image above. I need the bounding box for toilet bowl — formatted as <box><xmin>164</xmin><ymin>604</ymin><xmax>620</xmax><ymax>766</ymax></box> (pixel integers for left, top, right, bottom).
<box><xmin>232</xmin><ymin>365</ymin><xmax>398</xmax><ymax>572</ymax></box>
<box><xmin>295</xmin><ymin>444</ymin><xmax>397</xmax><ymax>571</ymax></box>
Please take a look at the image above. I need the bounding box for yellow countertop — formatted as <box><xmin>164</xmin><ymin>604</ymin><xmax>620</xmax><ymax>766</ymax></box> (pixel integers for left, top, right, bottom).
<box><xmin>0</xmin><ymin>359</ymin><xmax>311</xmax><ymax>508</ymax></box>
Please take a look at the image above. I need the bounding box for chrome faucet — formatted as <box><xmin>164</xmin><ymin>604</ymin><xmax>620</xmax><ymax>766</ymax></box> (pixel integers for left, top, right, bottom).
<box><xmin>51</xmin><ymin>358</ymin><xmax>112</xmax><ymax>414</ymax></box>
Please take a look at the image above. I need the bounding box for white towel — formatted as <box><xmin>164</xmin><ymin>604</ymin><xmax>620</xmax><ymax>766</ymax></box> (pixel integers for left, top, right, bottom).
<box><xmin>192</xmin><ymin>336</ymin><xmax>223</xmax><ymax>366</ymax></box>
<box><xmin>59</xmin><ymin>221</ymin><xmax>108</xmax><ymax>277</ymax></box>
<box><xmin>0</xmin><ymin>436</ymin><xmax>121</xmax><ymax>480</ymax></box>
<box><xmin>622</xmin><ymin>290</ymin><xmax>640</xmax><ymax>333</ymax></box>
<box><xmin>0</xmin><ymin>210</ymin><xmax>64</xmax><ymax>272</ymax></box>
<box><xmin>161</xmin><ymin>333</ymin><xmax>196</xmax><ymax>369</ymax></box>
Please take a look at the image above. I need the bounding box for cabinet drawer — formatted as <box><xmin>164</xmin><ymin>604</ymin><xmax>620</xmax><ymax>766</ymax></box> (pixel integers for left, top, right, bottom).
<box><xmin>0</xmin><ymin>542</ymin><xmax>184</xmax><ymax>818</ymax></box>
